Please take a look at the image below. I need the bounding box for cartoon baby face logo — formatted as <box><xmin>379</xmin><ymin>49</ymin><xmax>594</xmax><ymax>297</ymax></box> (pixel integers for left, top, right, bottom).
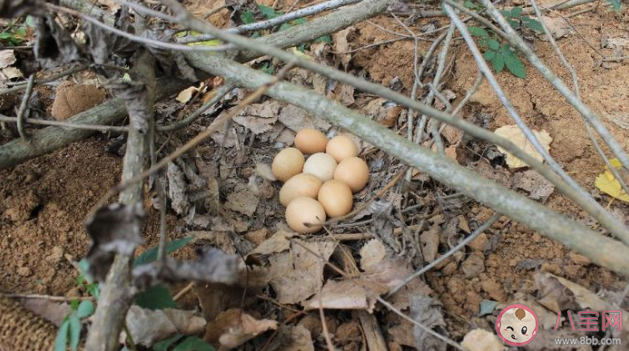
<box><xmin>495</xmin><ymin>304</ymin><xmax>539</xmax><ymax>346</ymax></box>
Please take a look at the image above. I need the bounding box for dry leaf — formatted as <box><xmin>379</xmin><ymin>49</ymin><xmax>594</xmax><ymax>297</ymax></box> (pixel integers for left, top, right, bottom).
<box><xmin>594</xmin><ymin>158</ymin><xmax>629</xmax><ymax>203</ymax></box>
<box><xmin>20</xmin><ymin>299</ymin><xmax>70</xmax><ymax>327</ymax></box>
<box><xmin>278</xmin><ymin>104</ymin><xmax>331</xmax><ymax>132</ymax></box>
<box><xmin>279</xmin><ymin>325</ymin><xmax>314</xmax><ymax>351</ymax></box>
<box><xmin>512</xmin><ymin>169</ymin><xmax>555</xmax><ymax>202</ymax></box>
<box><xmin>494</xmin><ymin>125</ymin><xmax>552</xmax><ymax>169</ymax></box>
<box><xmin>176</xmin><ymin>86</ymin><xmax>199</xmax><ymax>103</ymax></box>
<box><xmin>124</xmin><ymin>306</ymin><xmax>206</xmax><ymax>346</ymax></box>
<box><xmin>0</xmin><ymin>50</ymin><xmax>16</xmax><ymax>69</ymax></box>
<box><xmin>205</xmin><ymin>308</ymin><xmax>277</xmax><ymax>349</ymax></box>
<box><xmin>461</xmin><ymin>329</ymin><xmax>505</xmax><ymax>351</ymax></box>
<box><xmin>411</xmin><ymin>295</ymin><xmax>448</xmax><ymax>351</ymax></box>
<box><xmin>249</xmin><ymin>230</ymin><xmax>294</xmax><ymax>256</ymax></box>
<box><xmin>540</xmin><ymin>16</ymin><xmax>572</xmax><ymax>39</ymax></box>
<box><xmin>233</xmin><ymin>101</ymin><xmax>281</xmax><ymax>135</ymax></box>
<box><xmin>333</xmin><ymin>27</ymin><xmax>354</xmax><ymax>69</ymax></box>
<box><xmin>225</xmin><ymin>183</ymin><xmax>259</xmax><ymax>217</ymax></box>
<box><xmin>359</xmin><ymin>239</ymin><xmax>387</xmax><ymax>270</ymax></box>
<box><xmin>0</xmin><ymin>66</ymin><xmax>23</xmax><ymax>80</ymax></box>
<box><xmin>303</xmin><ymin>279</ymin><xmax>376</xmax><ymax>312</ymax></box>
<box><xmin>167</xmin><ymin>162</ymin><xmax>190</xmax><ymax>216</ymax></box>
<box><xmin>255</xmin><ymin>162</ymin><xmax>276</xmax><ymax>181</ymax></box>
<box><xmin>268</xmin><ymin>240</ymin><xmax>336</xmax><ymax>304</ymax></box>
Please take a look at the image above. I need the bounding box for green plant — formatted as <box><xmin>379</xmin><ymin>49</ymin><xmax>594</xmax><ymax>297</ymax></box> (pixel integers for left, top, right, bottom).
<box><xmin>606</xmin><ymin>0</ymin><xmax>622</xmax><ymax>10</ymax></box>
<box><xmin>500</xmin><ymin>7</ymin><xmax>544</xmax><ymax>33</ymax></box>
<box><xmin>0</xmin><ymin>16</ymin><xmax>35</xmax><ymax>46</ymax></box>
<box><xmin>54</xmin><ymin>300</ymin><xmax>96</xmax><ymax>351</ymax></box>
<box><xmin>468</xmin><ymin>26</ymin><xmax>527</xmax><ymax>78</ymax></box>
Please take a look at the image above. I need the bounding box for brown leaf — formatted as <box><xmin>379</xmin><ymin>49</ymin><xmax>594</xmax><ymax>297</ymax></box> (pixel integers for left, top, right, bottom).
<box><xmin>461</xmin><ymin>329</ymin><xmax>505</xmax><ymax>351</ymax></box>
<box><xmin>0</xmin><ymin>50</ymin><xmax>16</xmax><ymax>69</ymax></box>
<box><xmin>359</xmin><ymin>239</ymin><xmax>387</xmax><ymax>270</ymax></box>
<box><xmin>278</xmin><ymin>104</ymin><xmax>331</xmax><ymax>132</ymax></box>
<box><xmin>411</xmin><ymin>295</ymin><xmax>448</xmax><ymax>351</ymax></box>
<box><xmin>302</xmin><ymin>279</ymin><xmax>377</xmax><ymax>312</ymax></box>
<box><xmin>278</xmin><ymin>325</ymin><xmax>315</xmax><ymax>351</ymax></box>
<box><xmin>225</xmin><ymin>183</ymin><xmax>259</xmax><ymax>217</ymax></box>
<box><xmin>125</xmin><ymin>306</ymin><xmax>206</xmax><ymax>346</ymax></box>
<box><xmin>419</xmin><ymin>225</ymin><xmax>440</xmax><ymax>263</ymax></box>
<box><xmin>332</xmin><ymin>27</ymin><xmax>354</xmax><ymax>69</ymax></box>
<box><xmin>20</xmin><ymin>299</ymin><xmax>70</xmax><ymax>327</ymax></box>
<box><xmin>205</xmin><ymin>308</ymin><xmax>277</xmax><ymax>349</ymax></box>
<box><xmin>250</xmin><ymin>230</ymin><xmax>295</xmax><ymax>256</ymax></box>
<box><xmin>268</xmin><ymin>240</ymin><xmax>336</xmax><ymax>304</ymax></box>
<box><xmin>233</xmin><ymin>101</ymin><xmax>281</xmax><ymax>135</ymax></box>
<box><xmin>512</xmin><ymin>169</ymin><xmax>555</xmax><ymax>202</ymax></box>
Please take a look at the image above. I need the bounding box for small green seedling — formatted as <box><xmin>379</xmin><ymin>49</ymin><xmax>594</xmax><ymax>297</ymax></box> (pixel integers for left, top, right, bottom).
<box><xmin>500</xmin><ymin>7</ymin><xmax>544</xmax><ymax>33</ymax></box>
<box><xmin>54</xmin><ymin>300</ymin><xmax>95</xmax><ymax>351</ymax></box>
<box><xmin>468</xmin><ymin>26</ymin><xmax>527</xmax><ymax>78</ymax></box>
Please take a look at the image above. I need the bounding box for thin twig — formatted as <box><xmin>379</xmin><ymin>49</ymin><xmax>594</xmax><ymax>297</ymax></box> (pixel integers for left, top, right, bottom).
<box><xmin>16</xmin><ymin>74</ymin><xmax>35</xmax><ymax>141</ymax></box>
<box><xmin>387</xmin><ymin>213</ymin><xmax>501</xmax><ymax>296</ymax></box>
<box><xmin>157</xmin><ymin>82</ymin><xmax>235</xmax><ymax>131</ymax></box>
<box><xmin>178</xmin><ymin>0</ymin><xmax>363</xmax><ymax>43</ymax></box>
<box><xmin>0</xmin><ymin>64</ymin><xmax>89</xmax><ymax>95</ymax></box>
<box><xmin>47</xmin><ymin>3</ymin><xmax>236</xmax><ymax>52</ymax></box>
<box><xmin>0</xmin><ymin>115</ymin><xmax>130</xmax><ymax>133</ymax></box>
<box><xmin>3</xmin><ymin>293</ymin><xmax>94</xmax><ymax>301</ymax></box>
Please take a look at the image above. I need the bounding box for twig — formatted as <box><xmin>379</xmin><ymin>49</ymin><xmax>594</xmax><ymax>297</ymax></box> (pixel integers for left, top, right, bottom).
<box><xmin>15</xmin><ymin>74</ymin><xmax>35</xmax><ymax>141</ymax></box>
<box><xmin>388</xmin><ymin>213</ymin><xmax>501</xmax><ymax>297</ymax></box>
<box><xmin>443</xmin><ymin>0</ymin><xmax>508</xmax><ymax>39</ymax></box>
<box><xmin>3</xmin><ymin>293</ymin><xmax>94</xmax><ymax>301</ymax></box>
<box><xmin>0</xmin><ymin>64</ymin><xmax>89</xmax><ymax>95</ymax></box>
<box><xmin>603</xmin><ymin>55</ymin><xmax>629</xmax><ymax>62</ymax></box>
<box><xmin>47</xmin><ymin>3</ymin><xmax>236</xmax><ymax>53</ymax></box>
<box><xmin>0</xmin><ymin>115</ymin><xmax>130</xmax><ymax>133</ymax></box>
<box><xmin>178</xmin><ymin>0</ymin><xmax>363</xmax><ymax>43</ymax></box>
<box><xmin>157</xmin><ymin>82</ymin><xmax>236</xmax><ymax>131</ymax></box>
<box><xmin>444</xmin><ymin>4</ymin><xmax>629</xmax><ymax>245</ymax></box>
<box><xmin>173</xmin><ymin>282</ymin><xmax>195</xmax><ymax>301</ymax></box>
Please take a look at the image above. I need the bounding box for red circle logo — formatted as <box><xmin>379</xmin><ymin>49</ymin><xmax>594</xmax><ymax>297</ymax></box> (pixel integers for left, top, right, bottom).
<box><xmin>495</xmin><ymin>304</ymin><xmax>539</xmax><ymax>346</ymax></box>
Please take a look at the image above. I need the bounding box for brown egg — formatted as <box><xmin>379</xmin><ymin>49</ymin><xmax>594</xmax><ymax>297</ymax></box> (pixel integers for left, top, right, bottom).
<box><xmin>326</xmin><ymin>135</ymin><xmax>359</xmax><ymax>162</ymax></box>
<box><xmin>285</xmin><ymin>197</ymin><xmax>326</xmax><ymax>233</ymax></box>
<box><xmin>272</xmin><ymin>148</ymin><xmax>305</xmax><ymax>182</ymax></box>
<box><xmin>294</xmin><ymin>128</ymin><xmax>328</xmax><ymax>154</ymax></box>
<box><xmin>279</xmin><ymin>173</ymin><xmax>323</xmax><ymax>207</ymax></box>
<box><xmin>318</xmin><ymin>180</ymin><xmax>353</xmax><ymax>217</ymax></box>
<box><xmin>303</xmin><ymin>152</ymin><xmax>337</xmax><ymax>181</ymax></box>
<box><xmin>334</xmin><ymin>157</ymin><xmax>369</xmax><ymax>193</ymax></box>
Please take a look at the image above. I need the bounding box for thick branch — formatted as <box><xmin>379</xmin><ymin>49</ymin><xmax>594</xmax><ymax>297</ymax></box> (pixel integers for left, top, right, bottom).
<box><xmin>185</xmin><ymin>52</ymin><xmax>629</xmax><ymax>275</ymax></box>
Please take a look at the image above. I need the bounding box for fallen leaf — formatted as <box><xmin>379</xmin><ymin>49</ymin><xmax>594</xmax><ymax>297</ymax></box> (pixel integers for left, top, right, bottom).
<box><xmin>302</xmin><ymin>279</ymin><xmax>376</xmax><ymax>312</ymax></box>
<box><xmin>0</xmin><ymin>50</ymin><xmax>16</xmax><ymax>69</ymax></box>
<box><xmin>279</xmin><ymin>325</ymin><xmax>314</xmax><ymax>351</ymax></box>
<box><xmin>205</xmin><ymin>308</ymin><xmax>277</xmax><ymax>349</ymax></box>
<box><xmin>250</xmin><ymin>230</ymin><xmax>295</xmax><ymax>256</ymax></box>
<box><xmin>255</xmin><ymin>162</ymin><xmax>276</xmax><ymax>181</ymax></box>
<box><xmin>512</xmin><ymin>169</ymin><xmax>555</xmax><ymax>202</ymax></box>
<box><xmin>494</xmin><ymin>125</ymin><xmax>552</xmax><ymax>169</ymax></box>
<box><xmin>540</xmin><ymin>16</ymin><xmax>572</xmax><ymax>39</ymax></box>
<box><xmin>461</xmin><ymin>329</ymin><xmax>505</xmax><ymax>351</ymax></box>
<box><xmin>419</xmin><ymin>225</ymin><xmax>440</xmax><ymax>263</ymax></box>
<box><xmin>328</xmin><ymin>83</ymin><xmax>355</xmax><ymax>106</ymax></box>
<box><xmin>124</xmin><ymin>306</ymin><xmax>206</xmax><ymax>346</ymax></box>
<box><xmin>333</xmin><ymin>27</ymin><xmax>354</xmax><ymax>69</ymax></box>
<box><xmin>233</xmin><ymin>101</ymin><xmax>281</xmax><ymax>135</ymax></box>
<box><xmin>278</xmin><ymin>104</ymin><xmax>331</xmax><ymax>132</ymax></box>
<box><xmin>290</xmin><ymin>47</ymin><xmax>313</xmax><ymax>60</ymax></box>
<box><xmin>410</xmin><ymin>295</ymin><xmax>448</xmax><ymax>351</ymax></box>
<box><xmin>176</xmin><ymin>86</ymin><xmax>200</xmax><ymax>103</ymax></box>
<box><xmin>225</xmin><ymin>182</ymin><xmax>259</xmax><ymax>217</ymax></box>
<box><xmin>595</xmin><ymin>158</ymin><xmax>629</xmax><ymax>203</ymax></box>
<box><xmin>359</xmin><ymin>239</ymin><xmax>387</xmax><ymax>270</ymax></box>
<box><xmin>20</xmin><ymin>299</ymin><xmax>70</xmax><ymax>327</ymax></box>
<box><xmin>0</xmin><ymin>66</ymin><xmax>23</xmax><ymax>80</ymax></box>
<box><xmin>167</xmin><ymin>162</ymin><xmax>191</xmax><ymax>216</ymax></box>
<box><xmin>268</xmin><ymin>239</ymin><xmax>336</xmax><ymax>304</ymax></box>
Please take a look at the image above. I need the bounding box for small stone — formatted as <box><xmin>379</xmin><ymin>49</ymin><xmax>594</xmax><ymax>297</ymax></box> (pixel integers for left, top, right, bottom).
<box><xmin>568</xmin><ymin>252</ymin><xmax>591</xmax><ymax>266</ymax></box>
<box><xmin>468</xmin><ymin>233</ymin><xmax>488</xmax><ymax>252</ymax></box>
<box><xmin>461</xmin><ymin>255</ymin><xmax>485</xmax><ymax>277</ymax></box>
<box><xmin>442</xmin><ymin>262</ymin><xmax>458</xmax><ymax>275</ymax></box>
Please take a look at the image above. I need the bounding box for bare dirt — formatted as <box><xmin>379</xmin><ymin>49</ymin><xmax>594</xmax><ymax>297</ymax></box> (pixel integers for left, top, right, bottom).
<box><xmin>1</xmin><ymin>1</ymin><xmax>629</xmax><ymax>349</ymax></box>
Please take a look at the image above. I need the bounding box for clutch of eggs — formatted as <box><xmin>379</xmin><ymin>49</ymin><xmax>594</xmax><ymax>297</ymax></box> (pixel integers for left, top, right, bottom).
<box><xmin>272</xmin><ymin>128</ymin><xmax>370</xmax><ymax>233</ymax></box>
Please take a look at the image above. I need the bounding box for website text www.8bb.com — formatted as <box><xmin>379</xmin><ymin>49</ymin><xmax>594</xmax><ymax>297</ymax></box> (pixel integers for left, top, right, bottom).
<box><xmin>554</xmin><ymin>336</ymin><xmax>621</xmax><ymax>346</ymax></box>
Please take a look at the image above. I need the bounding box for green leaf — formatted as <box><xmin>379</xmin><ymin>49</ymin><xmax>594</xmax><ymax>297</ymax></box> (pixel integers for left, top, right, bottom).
<box><xmin>258</xmin><ymin>5</ymin><xmax>280</xmax><ymax>19</ymax></box>
<box><xmin>523</xmin><ymin>18</ymin><xmax>544</xmax><ymax>33</ymax></box>
<box><xmin>135</xmin><ymin>285</ymin><xmax>177</xmax><ymax>310</ymax></box>
<box><xmin>0</xmin><ymin>32</ymin><xmax>13</xmax><ymax>40</ymax></box>
<box><xmin>77</xmin><ymin>300</ymin><xmax>95</xmax><ymax>319</ymax></box>
<box><xmin>77</xmin><ymin>259</ymin><xmax>93</xmax><ymax>284</ymax></box>
<box><xmin>54</xmin><ymin>320</ymin><xmax>70</xmax><ymax>351</ymax></box>
<box><xmin>172</xmin><ymin>336</ymin><xmax>215</xmax><ymax>351</ymax></box>
<box><xmin>69</xmin><ymin>315</ymin><xmax>81</xmax><ymax>351</ymax></box>
<box><xmin>507</xmin><ymin>19</ymin><xmax>519</xmax><ymax>29</ymax></box>
<box><xmin>467</xmin><ymin>26</ymin><xmax>489</xmax><ymax>38</ymax></box>
<box><xmin>504</xmin><ymin>54</ymin><xmax>526</xmax><ymax>78</ymax></box>
<box><xmin>25</xmin><ymin>15</ymin><xmax>36</xmax><ymax>27</ymax></box>
<box><xmin>291</xmin><ymin>17</ymin><xmax>307</xmax><ymax>25</ymax></box>
<box><xmin>492</xmin><ymin>54</ymin><xmax>505</xmax><ymax>73</ymax></box>
<box><xmin>86</xmin><ymin>284</ymin><xmax>100</xmax><ymax>299</ymax></box>
<box><xmin>606</xmin><ymin>0</ymin><xmax>621</xmax><ymax>10</ymax></box>
<box><xmin>279</xmin><ymin>23</ymin><xmax>292</xmax><ymax>31</ymax></box>
<box><xmin>488</xmin><ymin>39</ymin><xmax>500</xmax><ymax>51</ymax></box>
<box><xmin>134</xmin><ymin>236</ymin><xmax>193</xmax><ymax>267</ymax></box>
<box><xmin>479</xmin><ymin>300</ymin><xmax>499</xmax><ymax>316</ymax></box>
<box><xmin>510</xmin><ymin>6</ymin><xmax>523</xmax><ymax>17</ymax></box>
<box><xmin>314</xmin><ymin>35</ymin><xmax>332</xmax><ymax>44</ymax></box>
<box><xmin>483</xmin><ymin>50</ymin><xmax>496</xmax><ymax>60</ymax></box>
<box><xmin>500</xmin><ymin>10</ymin><xmax>512</xmax><ymax>18</ymax></box>
<box><xmin>240</xmin><ymin>10</ymin><xmax>255</xmax><ymax>24</ymax></box>
<box><xmin>70</xmin><ymin>299</ymin><xmax>80</xmax><ymax>311</ymax></box>
<box><xmin>154</xmin><ymin>334</ymin><xmax>184</xmax><ymax>351</ymax></box>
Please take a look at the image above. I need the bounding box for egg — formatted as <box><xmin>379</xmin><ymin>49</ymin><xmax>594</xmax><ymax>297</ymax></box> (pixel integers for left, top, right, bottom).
<box><xmin>334</xmin><ymin>157</ymin><xmax>369</xmax><ymax>193</ymax></box>
<box><xmin>285</xmin><ymin>196</ymin><xmax>326</xmax><ymax>233</ymax></box>
<box><xmin>279</xmin><ymin>173</ymin><xmax>322</xmax><ymax>207</ymax></box>
<box><xmin>326</xmin><ymin>135</ymin><xmax>359</xmax><ymax>162</ymax></box>
<box><xmin>303</xmin><ymin>152</ymin><xmax>337</xmax><ymax>181</ymax></box>
<box><xmin>318</xmin><ymin>180</ymin><xmax>353</xmax><ymax>217</ymax></box>
<box><xmin>272</xmin><ymin>148</ymin><xmax>305</xmax><ymax>182</ymax></box>
<box><xmin>294</xmin><ymin>128</ymin><xmax>328</xmax><ymax>154</ymax></box>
